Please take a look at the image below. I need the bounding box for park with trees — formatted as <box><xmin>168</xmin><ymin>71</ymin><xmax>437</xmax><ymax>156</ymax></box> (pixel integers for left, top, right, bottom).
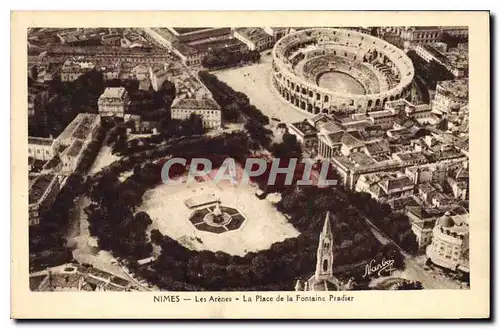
<box><xmin>29</xmin><ymin>58</ymin><xmax>419</xmax><ymax>290</ymax></box>
<box><xmin>82</xmin><ymin>126</ymin><xmax>407</xmax><ymax>291</ymax></box>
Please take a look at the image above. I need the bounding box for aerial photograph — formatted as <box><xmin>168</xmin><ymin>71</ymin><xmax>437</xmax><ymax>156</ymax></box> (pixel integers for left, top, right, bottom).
<box><xmin>27</xmin><ymin>26</ymin><xmax>469</xmax><ymax>292</ymax></box>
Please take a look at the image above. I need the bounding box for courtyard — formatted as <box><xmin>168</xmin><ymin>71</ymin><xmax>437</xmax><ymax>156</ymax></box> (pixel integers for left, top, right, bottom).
<box><xmin>137</xmin><ymin>179</ymin><xmax>300</xmax><ymax>256</ymax></box>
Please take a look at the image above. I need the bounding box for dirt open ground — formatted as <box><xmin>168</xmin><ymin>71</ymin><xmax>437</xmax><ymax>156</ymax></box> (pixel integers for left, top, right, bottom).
<box><xmin>213</xmin><ymin>53</ymin><xmax>312</xmax><ymax>124</ymax></box>
<box><xmin>137</xmin><ymin>178</ymin><xmax>300</xmax><ymax>256</ymax></box>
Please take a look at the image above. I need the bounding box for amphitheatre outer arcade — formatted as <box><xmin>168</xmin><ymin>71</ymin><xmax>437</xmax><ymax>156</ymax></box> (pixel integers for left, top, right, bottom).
<box><xmin>271</xmin><ymin>28</ymin><xmax>415</xmax><ymax>114</ymax></box>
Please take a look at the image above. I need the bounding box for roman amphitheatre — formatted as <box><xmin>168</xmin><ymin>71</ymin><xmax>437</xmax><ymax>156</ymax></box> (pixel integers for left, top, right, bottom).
<box><xmin>271</xmin><ymin>27</ymin><xmax>415</xmax><ymax>113</ymax></box>
<box><xmin>137</xmin><ymin>169</ymin><xmax>299</xmax><ymax>256</ymax></box>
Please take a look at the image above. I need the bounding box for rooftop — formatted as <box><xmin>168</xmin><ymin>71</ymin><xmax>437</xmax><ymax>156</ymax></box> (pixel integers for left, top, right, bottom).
<box><xmin>419</xmin><ymin>182</ymin><xmax>436</xmax><ymax>194</ymax></box>
<box><xmin>171</xmin><ymin>97</ymin><xmax>220</xmax><ymax>110</ymax></box>
<box><xmin>100</xmin><ymin>87</ymin><xmax>127</xmax><ymax>99</ymax></box>
<box><xmin>172</xmin><ymin>27</ymin><xmax>212</xmax><ymax>34</ymax></box>
<box><xmin>341</xmin><ymin>133</ymin><xmax>364</xmax><ymax>148</ymax></box>
<box><xmin>236</xmin><ymin>27</ymin><xmax>271</xmax><ymax>42</ymax></box>
<box><xmin>61</xmin><ymin>58</ymin><xmax>96</xmax><ymax>71</ymax></box>
<box><xmin>436</xmin><ymin>78</ymin><xmax>468</xmax><ymax>101</ymax></box>
<box><xmin>349</xmin><ymin>152</ymin><xmax>377</xmax><ymax>166</ymax></box>
<box><xmin>365</xmin><ymin>140</ymin><xmax>390</xmax><ymax>155</ymax></box>
<box><xmin>395</xmin><ymin>151</ymin><xmax>427</xmax><ymax>163</ymax></box>
<box><xmin>290</xmin><ymin>120</ymin><xmax>318</xmax><ymax>136</ymax></box>
<box><xmin>190</xmin><ymin>37</ymin><xmax>246</xmax><ymax>54</ymax></box>
<box><xmin>29</xmin><ymin>174</ymin><xmax>56</xmax><ymax>204</ymax></box>
<box><xmin>423</xmin><ymin>44</ymin><xmax>448</xmax><ymax>63</ymax></box>
<box><xmin>382</xmin><ymin>175</ymin><xmax>414</xmax><ymax>192</ymax></box>
<box><xmin>410</xmin><ymin>26</ymin><xmax>440</xmax><ymax>31</ymax></box>
<box><xmin>57</xmin><ymin>113</ymin><xmax>100</xmax><ymax>142</ymax></box>
<box><xmin>369</xmin><ymin>109</ymin><xmax>396</xmax><ymax>119</ymax></box>
<box><xmin>28</xmin><ymin>137</ymin><xmax>54</xmax><ymax>146</ymax></box>
<box><xmin>46</xmin><ymin>44</ymin><xmax>163</xmax><ymax>57</ymax></box>
<box><xmin>30</xmin><ymin>263</ymin><xmax>135</xmax><ymax>292</ymax></box>
<box><xmin>389</xmin><ymin>196</ymin><xmax>420</xmax><ymax>210</ymax></box>
<box><xmin>66</xmin><ymin>140</ymin><xmax>84</xmax><ymax>157</ymax></box>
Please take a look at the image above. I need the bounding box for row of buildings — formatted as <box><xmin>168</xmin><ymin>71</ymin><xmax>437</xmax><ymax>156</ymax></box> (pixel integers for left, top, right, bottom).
<box><xmin>287</xmin><ymin>77</ymin><xmax>469</xmax><ymax>274</ymax></box>
<box><xmin>30</xmin><ymin>28</ymin><xmax>152</xmax><ymax>49</ymax></box>
<box><xmin>414</xmin><ymin>42</ymin><xmax>468</xmax><ymax>78</ymax></box>
<box><xmin>30</xmin><ymin>263</ymin><xmax>139</xmax><ymax>291</ymax></box>
<box><xmin>144</xmin><ymin>27</ymin><xmax>291</xmax><ymax>67</ymax></box>
<box><xmin>30</xmin><ymin>56</ymin><xmax>222</xmax><ymax>129</ymax></box>
<box><xmin>95</xmin><ymin>81</ymin><xmax>222</xmax><ymax>130</ymax></box>
<box><xmin>379</xmin><ymin>26</ymin><xmax>468</xmax><ymax>47</ymax></box>
<box><xmin>28</xmin><ymin>113</ymin><xmax>101</xmax><ymax>225</ymax></box>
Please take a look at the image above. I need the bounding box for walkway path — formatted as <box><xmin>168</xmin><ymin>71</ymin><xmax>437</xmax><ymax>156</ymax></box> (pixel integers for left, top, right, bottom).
<box><xmin>363</xmin><ymin>216</ymin><xmax>461</xmax><ymax>289</ymax></box>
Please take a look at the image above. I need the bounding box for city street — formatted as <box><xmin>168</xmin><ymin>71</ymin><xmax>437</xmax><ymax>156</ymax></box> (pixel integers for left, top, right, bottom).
<box><xmin>363</xmin><ymin>216</ymin><xmax>462</xmax><ymax>289</ymax></box>
<box><xmin>65</xmin><ymin>195</ymin><xmax>154</xmax><ymax>292</ymax></box>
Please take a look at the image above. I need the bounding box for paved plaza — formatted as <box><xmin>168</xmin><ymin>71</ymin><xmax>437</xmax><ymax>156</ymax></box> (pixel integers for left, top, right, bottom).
<box><xmin>138</xmin><ymin>179</ymin><xmax>299</xmax><ymax>256</ymax></box>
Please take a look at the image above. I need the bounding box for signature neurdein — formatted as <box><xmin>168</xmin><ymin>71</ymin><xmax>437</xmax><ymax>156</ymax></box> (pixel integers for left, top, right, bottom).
<box><xmin>362</xmin><ymin>258</ymin><xmax>395</xmax><ymax>278</ymax></box>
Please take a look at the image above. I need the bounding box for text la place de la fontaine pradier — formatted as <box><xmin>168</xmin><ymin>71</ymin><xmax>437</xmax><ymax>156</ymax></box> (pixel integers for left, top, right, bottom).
<box><xmin>153</xmin><ymin>294</ymin><xmax>354</xmax><ymax>304</ymax></box>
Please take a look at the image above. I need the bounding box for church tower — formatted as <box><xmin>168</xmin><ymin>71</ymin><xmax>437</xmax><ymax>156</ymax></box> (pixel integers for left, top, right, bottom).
<box><xmin>314</xmin><ymin>211</ymin><xmax>334</xmax><ymax>281</ymax></box>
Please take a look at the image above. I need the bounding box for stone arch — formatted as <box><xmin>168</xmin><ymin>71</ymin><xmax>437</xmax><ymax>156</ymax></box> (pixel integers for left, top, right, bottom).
<box><xmin>315</xmin><ymin>107</ymin><xmax>320</xmax><ymax>114</ymax></box>
<box><xmin>295</xmin><ymin>98</ymin><xmax>300</xmax><ymax>107</ymax></box>
<box><xmin>307</xmin><ymin>103</ymin><xmax>313</xmax><ymax>112</ymax></box>
<box><xmin>300</xmin><ymin>101</ymin><xmax>306</xmax><ymax>110</ymax></box>
<box><xmin>322</xmin><ymin>108</ymin><xmax>329</xmax><ymax>113</ymax></box>
<box><xmin>383</xmin><ymin>97</ymin><xmax>388</xmax><ymax>105</ymax></box>
<box><xmin>375</xmin><ymin>99</ymin><xmax>381</xmax><ymax>107</ymax></box>
<box><xmin>324</xmin><ymin>95</ymin><xmax>329</xmax><ymax>102</ymax></box>
<box><xmin>368</xmin><ymin>99</ymin><xmax>373</xmax><ymax>107</ymax></box>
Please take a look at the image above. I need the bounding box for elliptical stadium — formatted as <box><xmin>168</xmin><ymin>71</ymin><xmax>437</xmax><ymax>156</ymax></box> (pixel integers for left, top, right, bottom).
<box><xmin>271</xmin><ymin>28</ymin><xmax>415</xmax><ymax>114</ymax></box>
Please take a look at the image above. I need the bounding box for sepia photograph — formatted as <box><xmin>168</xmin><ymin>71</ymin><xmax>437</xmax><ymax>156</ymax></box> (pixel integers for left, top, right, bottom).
<box><xmin>11</xmin><ymin>10</ymin><xmax>490</xmax><ymax>319</ymax></box>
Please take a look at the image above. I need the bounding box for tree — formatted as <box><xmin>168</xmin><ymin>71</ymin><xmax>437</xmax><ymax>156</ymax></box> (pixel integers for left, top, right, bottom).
<box><xmin>30</xmin><ymin>65</ymin><xmax>38</xmax><ymax>81</ymax></box>
<box><xmin>395</xmin><ymin>280</ymin><xmax>424</xmax><ymax>290</ymax></box>
<box><xmin>271</xmin><ymin>132</ymin><xmax>302</xmax><ymax>158</ymax></box>
<box><xmin>223</xmin><ymin>102</ymin><xmax>240</xmax><ymax>122</ymax></box>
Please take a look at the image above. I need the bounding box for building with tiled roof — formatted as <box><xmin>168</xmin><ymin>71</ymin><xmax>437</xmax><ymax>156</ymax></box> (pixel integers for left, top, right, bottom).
<box><xmin>98</xmin><ymin>87</ymin><xmax>130</xmax><ymax>118</ymax></box>
<box><xmin>30</xmin><ymin>263</ymin><xmax>139</xmax><ymax>291</ymax></box>
<box><xmin>406</xmin><ymin>205</ymin><xmax>442</xmax><ymax>250</ymax></box>
<box><xmin>432</xmin><ymin>79</ymin><xmax>468</xmax><ymax>114</ymax></box>
<box><xmin>355</xmin><ymin>172</ymin><xmax>415</xmax><ymax>202</ymax></box>
<box><xmin>54</xmin><ymin>113</ymin><xmax>101</xmax><ymax>174</ymax></box>
<box><xmin>234</xmin><ymin>27</ymin><xmax>274</xmax><ymax>51</ymax></box>
<box><xmin>28</xmin><ymin>137</ymin><xmax>55</xmax><ymax>162</ymax></box>
<box><xmin>28</xmin><ymin>174</ymin><xmax>62</xmax><ymax>226</ymax></box>
<box><xmin>426</xmin><ymin>212</ymin><xmax>469</xmax><ymax>273</ymax></box>
<box><xmin>171</xmin><ymin>97</ymin><xmax>221</xmax><ymax>129</ymax></box>
<box><xmin>287</xmin><ymin>120</ymin><xmax>318</xmax><ymax>150</ymax></box>
<box><xmin>60</xmin><ymin>57</ymin><xmax>96</xmax><ymax>82</ymax></box>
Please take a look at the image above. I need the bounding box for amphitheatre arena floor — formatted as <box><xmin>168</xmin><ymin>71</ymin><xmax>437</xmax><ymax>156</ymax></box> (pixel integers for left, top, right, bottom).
<box><xmin>213</xmin><ymin>53</ymin><xmax>312</xmax><ymax>124</ymax></box>
<box><xmin>317</xmin><ymin>71</ymin><xmax>366</xmax><ymax>95</ymax></box>
<box><xmin>138</xmin><ymin>177</ymin><xmax>300</xmax><ymax>256</ymax></box>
